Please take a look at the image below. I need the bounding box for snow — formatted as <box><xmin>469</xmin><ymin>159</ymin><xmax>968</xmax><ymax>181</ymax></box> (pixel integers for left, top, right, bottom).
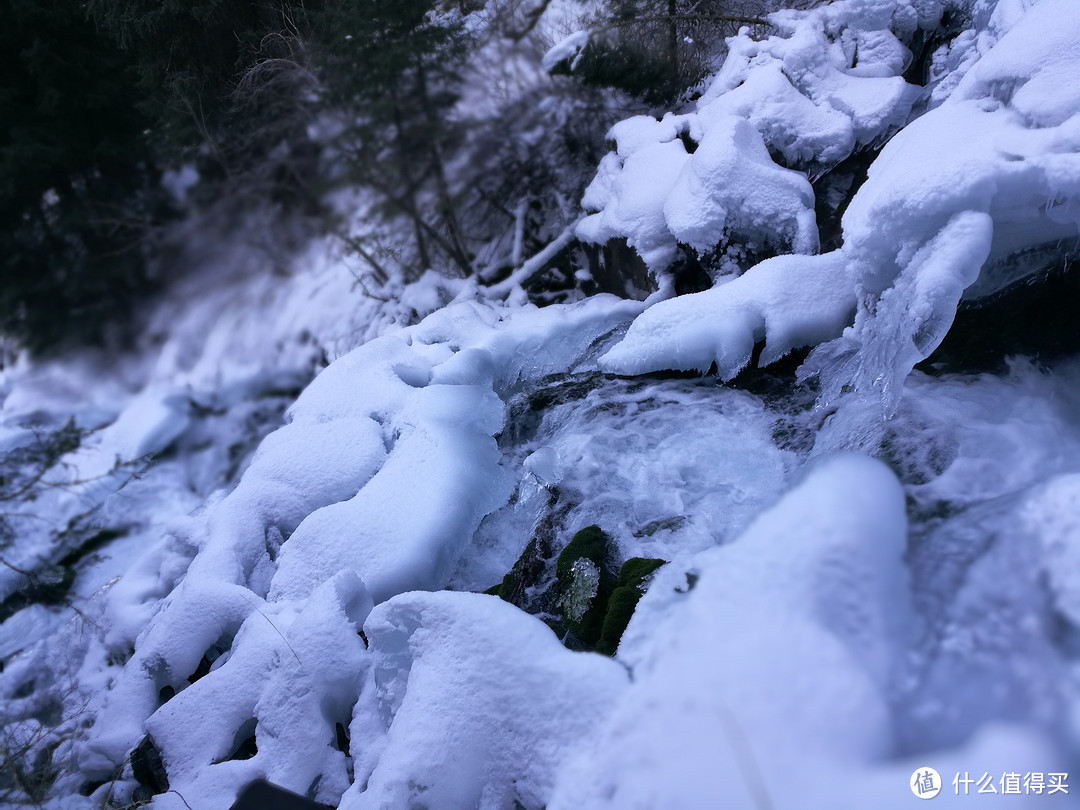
<box><xmin>601</xmin><ymin>250</ymin><xmax>857</xmax><ymax>377</ymax></box>
<box><xmin>145</xmin><ymin>572</ymin><xmax>372</xmax><ymax>809</ymax></box>
<box><xmin>577</xmin><ymin>0</ymin><xmax>928</xmax><ymax>277</ymax></box>
<box><xmin>4</xmin><ymin>1</ymin><xmax>1080</xmax><ymax>808</ymax></box>
<box><xmin>596</xmin><ymin>0</ymin><xmax>1080</xmax><ymax>413</ymax></box>
<box><xmin>1027</xmin><ymin>474</ymin><xmax>1080</xmax><ymax>627</ymax></box>
<box><xmin>550</xmin><ymin>454</ymin><xmax>910</xmax><ymax>809</ymax></box>
<box><xmin>269</xmin><ymin>381</ymin><xmax>513</xmax><ymax>603</ymax></box>
<box><xmin>341</xmin><ymin>591</ymin><xmax>626</xmax><ymax>810</ymax></box>
<box><xmin>663</xmin><ymin>115</ymin><xmax>819</xmax><ymax>256</ymax></box>
<box><xmin>577</xmin><ymin>137</ymin><xmax>691</xmax><ymax>272</ymax></box>
<box><xmin>72</xmin><ymin>293</ymin><xmax>641</xmax><ymax>803</ymax></box>
<box><xmin>541</xmin><ymin>29</ymin><xmax>591</xmax><ymax>72</ymax></box>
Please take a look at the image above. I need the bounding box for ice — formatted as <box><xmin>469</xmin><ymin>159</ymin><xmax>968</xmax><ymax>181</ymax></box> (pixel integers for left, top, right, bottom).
<box><xmin>458</xmin><ymin>373</ymin><xmax>797</xmax><ymax>594</ymax></box>
<box><xmin>802</xmin><ymin>210</ymin><xmax>994</xmax><ymax>412</ymax></box>
<box><xmin>0</xmin><ymin>605</ymin><xmax>60</xmax><ymax>661</ymax></box>
<box><xmin>522</xmin><ymin>445</ymin><xmax>562</xmax><ymax>486</ymax></box>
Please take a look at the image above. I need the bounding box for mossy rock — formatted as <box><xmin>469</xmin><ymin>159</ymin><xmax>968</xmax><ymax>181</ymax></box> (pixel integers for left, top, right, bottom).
<box><xmin>594</xmin><ymin>586</ymin><xmax>641</xmax><ymax>657</ymax></box>
<box><xmin>555</xmin><ymin>525</ymin><xmax>615</xmax><ymax>581</ymax></box>
<box><xmin>918</xmin><ymin>251</ymin><xmax>1080</xmax><ymax>375</ymax></box>
<box><xmin>555</xmin><ymin>525</ymin><xmax>618</xmax><ymax>649</ymax></box>
<box><xmin>595</xmin><ymin>558</ymin><xmax>666</xmax><ymax>657</ymax></box>
<box><xmin>616</xmin><ymin>557</ymin><xmax>666</xmax><ymax>590</ymax></box>
<box><xmin>491</xmin><ymin>534</ymin><xmax>551</xmax><ymax>607</ymax></box>
<box><xmin>479</xmin><ymin>524</ymin><xmax>665</xmax><ymax>655</ymax></box>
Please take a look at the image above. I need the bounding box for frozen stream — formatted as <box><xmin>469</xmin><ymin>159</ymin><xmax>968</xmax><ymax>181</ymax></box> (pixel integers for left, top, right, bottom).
<box><xmin>3</xmin><ymin>301</ymin><xmax>1080</xmax><ymax>808</ymax></box>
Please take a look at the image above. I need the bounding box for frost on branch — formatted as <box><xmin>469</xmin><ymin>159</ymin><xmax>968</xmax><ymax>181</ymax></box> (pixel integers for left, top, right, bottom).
<box><xmin>596</xmin><ymin>0</ymin><xmax>1080</xmax><ymax>412</ymax></box>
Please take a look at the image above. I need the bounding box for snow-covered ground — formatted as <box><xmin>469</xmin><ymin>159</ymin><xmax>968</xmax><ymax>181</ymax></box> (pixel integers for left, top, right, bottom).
<box><xmin>3</xmin><ymin>0</ymin><xmax>1080</xmax><ymax>807</ymax></box>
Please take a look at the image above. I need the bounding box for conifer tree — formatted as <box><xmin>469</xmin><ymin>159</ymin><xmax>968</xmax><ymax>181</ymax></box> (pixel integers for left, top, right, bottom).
<box><xmin>310</xmin><ymin>0</ymin><xmax>475</xmax><ymax>278</ymax></box>
<box><xmin>0</xmin><ymin>0</ymin><xmax>161</xmax><ymax>352</ymax></box>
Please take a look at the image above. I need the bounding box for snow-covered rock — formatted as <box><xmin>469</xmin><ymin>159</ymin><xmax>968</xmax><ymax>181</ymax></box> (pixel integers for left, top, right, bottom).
<box><xmin>342</xmin><ymin>591</ymin><xmax>627</xmax><ymax>809</ymax></box>
<box><xmin>597</xmin><ymin>0</ymin><xmax>1080</xmax><ymax>414</ymax></box>
<box><xmin>550</xmin><ymin>454</ymin><xmax>911</xmax><ymax>808</ymax></box>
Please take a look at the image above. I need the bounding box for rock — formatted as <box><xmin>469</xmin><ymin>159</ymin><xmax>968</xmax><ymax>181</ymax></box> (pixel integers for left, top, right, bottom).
<box><xmin>129</xmin><ymin>734</ymin><xmax>168</xmax><ymax>797</ymax></box>
<box><xmin>555</xmin><ymin>526</ymin><xmax>618</xmax><ymax>648</ymax></box>
<box><xmin>595</xmin><ymin>558</ymin><xmax>666</xmax><ymax>657</ymax></box>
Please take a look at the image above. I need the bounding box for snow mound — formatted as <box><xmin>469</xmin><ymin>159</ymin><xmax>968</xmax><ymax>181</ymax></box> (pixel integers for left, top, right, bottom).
<box><xmin>599</xmin><ymin>0</ymin><xmax>1080</xmax><ymax>412</ymax></box>
<box><xmin>340</xmin><ymin>591</ymin><xmax>627</xmax><ymax>809</ymax></box>
<box><xmin>600</xmin><ymin>250</ymin><xmax>856</xmax><ymax>376</ymax></box>
<box><xmin>550</xmin><ymin>454</ymin><xmax>911</xmax><ymax>808</ymax></box>
<box><xmin>144</xmin><ymin>573</ymin><xmax>371</xmax><ymax>809</ymax></box>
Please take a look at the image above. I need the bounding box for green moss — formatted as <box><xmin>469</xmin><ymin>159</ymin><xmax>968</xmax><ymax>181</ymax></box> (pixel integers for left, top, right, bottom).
<box><xmin>616</xmin><ymin>557</ymin><xmax>666</xmax><ymax>590</ymax></box>
<box><xmin>555</xmin><ymin>526</ymin><xmax>618</xmax><ymax>649</ymax></box>
<box><xmin>594</xmin><ymin>586</ymin><xmax>641</xmax><ymax>657</ymax></box>
<box><xmin>594</xmin><ymin>558</ymin><xmax>666</xmax><ymax>656</ymax></box>
<box><xmin>555</xmin><ymin>525</ymin><xmax>613</xmax><ymax>581</ymax></box>
<box><xmin>478</xmin><ymin>527</ymin><xmax>665</xmax><ymax>655</ymax></box>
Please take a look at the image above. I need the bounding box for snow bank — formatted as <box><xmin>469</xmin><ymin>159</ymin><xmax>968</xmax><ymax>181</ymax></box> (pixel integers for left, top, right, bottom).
<box><xmin>77</xmin><ymin>295</ymin><xmax>640</xmax><ymax>806</ymax></box>
<box><xmin>599</xmin><ymin>0</ymin><xmax>1080</xmax><ymax>412</ymax></box>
